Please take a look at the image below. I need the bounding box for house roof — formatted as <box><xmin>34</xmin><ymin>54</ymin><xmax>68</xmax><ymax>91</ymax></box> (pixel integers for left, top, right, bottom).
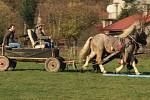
<box><xmin>103</xmin><ymin>14</ymin><xmax>150</xmax><ymax>31</ymax></box>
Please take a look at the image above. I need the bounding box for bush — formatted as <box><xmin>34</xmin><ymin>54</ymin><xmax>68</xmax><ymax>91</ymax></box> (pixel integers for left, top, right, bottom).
<box><xmin>0</xmin><ymin>1</ymin><xmax>14</xmax><ymax>44</ymax></box>
<box><xmin>47</xmin><ymin>3</ymin><xmax>100</xmax><ymax>46</ymax></box>
<box><xmin>20</xmin><ymin>0</ymin><xmax>37</xmax><ymax>28</ymax></box>
<box><xmin>118</xmin><ymin>0</ymin><xmax>142</xmax><ymax>20</ymax></box>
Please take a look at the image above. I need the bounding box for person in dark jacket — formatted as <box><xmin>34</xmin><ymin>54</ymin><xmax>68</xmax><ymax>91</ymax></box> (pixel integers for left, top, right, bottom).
<box><xmin>2</xmin><ymin>24</ymin><xmax>20</xmax><ymax>48</ymax></box>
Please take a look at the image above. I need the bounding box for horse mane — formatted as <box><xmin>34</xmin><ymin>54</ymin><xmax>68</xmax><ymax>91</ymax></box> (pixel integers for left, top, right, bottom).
<box><xmin>119</xmin><ymin>20</ymin><xmax>141</xmax><ymax>38</ymax></box>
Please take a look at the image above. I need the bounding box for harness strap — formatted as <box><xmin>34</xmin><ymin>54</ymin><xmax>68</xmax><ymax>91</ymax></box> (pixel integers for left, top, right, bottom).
<box><xmin>128</xmin><ymin>35</ymin><xmax>142</xmax><ymax>46</ymax></box>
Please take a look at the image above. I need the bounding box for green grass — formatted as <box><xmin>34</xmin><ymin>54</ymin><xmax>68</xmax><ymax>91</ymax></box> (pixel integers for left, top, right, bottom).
<box><xmin>0</xmin><ymin>58</ymin><xmax>150</xmax><ymax>100</ymax></box>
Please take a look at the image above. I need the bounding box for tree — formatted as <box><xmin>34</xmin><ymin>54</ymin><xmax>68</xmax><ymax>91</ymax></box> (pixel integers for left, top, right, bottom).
<box><xmin>118</xmin><ymin>0</ymin><xmax>142</xmax><ymax>20</ymax></box>
<box><xmin>123</xmin><ymin>0</ymin><xmax>136</xmax><ymax>3</ymax></box>
<box><xmin>48</xmin><ymin>5</ymin><xmax>99</xmax><ymax>46</ymax></box>
<box><xmin>20</xmin><ymin>0</ymin><xmax>37</xmax><ymax>28</ymax></box>
<box><xmin>0</xmin><ymin>1</ymin><xmax>14</xmax><ymax>44</ymax></box>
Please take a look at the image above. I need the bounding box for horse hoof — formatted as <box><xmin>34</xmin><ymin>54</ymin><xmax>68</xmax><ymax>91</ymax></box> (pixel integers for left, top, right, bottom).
<box><xmin>80</xmin><ymin>68</ymin><xmax>84</xmax><ymax>73</ymax></box>
<box><xmin>114</xmin><ymin>71</ymin><xmax>121</xmax><ymax>74</ymax></box>
<box><xmin>114</xmin><ymin>71</ymin><xmax>117</xmax><ymax>74</ymax></box>
<box><xmin>103</xmin><ymin>71</ymin><xmax>107</xmax><ymax>74</ymax></box>
<box><xmin>136</xmin><ymin>72</ymin><xmax>141</xmax><ymax>75</ymax></box>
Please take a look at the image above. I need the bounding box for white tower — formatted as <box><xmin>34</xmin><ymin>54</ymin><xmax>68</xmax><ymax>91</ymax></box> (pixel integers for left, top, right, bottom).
<box><xmin>107</xmin><ymin>0</ymin><xmax>125</xmax><ymax>19</ymax></box>
<box><xmin>141</xmin><ymin>0</ymin><xmax>150</xmax><ymax>16</ymax></box>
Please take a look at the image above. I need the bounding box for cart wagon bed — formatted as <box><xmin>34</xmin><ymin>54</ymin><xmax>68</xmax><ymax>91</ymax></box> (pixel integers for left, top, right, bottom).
<box><xmin>0</xmin><ymin>47</ymin><xmax>66</xmax><ymax>72</ymax></box>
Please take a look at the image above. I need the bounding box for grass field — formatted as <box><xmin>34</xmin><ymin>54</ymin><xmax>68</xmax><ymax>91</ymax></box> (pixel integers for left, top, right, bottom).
<box><xmin>0</xmin><ymin>57</ymin><xmax>150</xmax><ymax>100</ymax></box>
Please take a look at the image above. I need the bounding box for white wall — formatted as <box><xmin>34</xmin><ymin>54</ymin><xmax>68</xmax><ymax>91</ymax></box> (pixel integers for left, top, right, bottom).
<box><xmin>107</xmin><ymin>0</ymin><xmax>125</xmax><ymax>19</ymax></box>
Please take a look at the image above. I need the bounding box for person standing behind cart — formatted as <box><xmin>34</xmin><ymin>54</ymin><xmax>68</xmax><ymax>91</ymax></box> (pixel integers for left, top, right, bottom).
<box><xmin>2</xmin><ymin>24</ymin><xmax>21</xmax><ymax>48</ymax></box>
<box><xmin>35</xmin><ymin>23</ymin><xmax>54</xmax><ymax>48</ymax></box>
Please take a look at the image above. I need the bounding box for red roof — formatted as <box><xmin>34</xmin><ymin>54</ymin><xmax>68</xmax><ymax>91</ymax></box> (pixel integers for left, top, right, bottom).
<box><xmin>104</xmin><ymin>14</ymin><xmax>150</xmax><ymax>31</ymax></box>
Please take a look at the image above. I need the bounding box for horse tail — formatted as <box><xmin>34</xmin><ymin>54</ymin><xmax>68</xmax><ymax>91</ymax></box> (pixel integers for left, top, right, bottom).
<box><xmin>79</xmin><ymin>37</ymin><xmax>93</xmax><ymax>61</ymax></box>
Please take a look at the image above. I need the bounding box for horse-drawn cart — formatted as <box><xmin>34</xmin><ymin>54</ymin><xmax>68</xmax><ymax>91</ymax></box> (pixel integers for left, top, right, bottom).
<box><xmin>0</xmin><ymin>45</ymin><xmax>66</xmax><ymax>72</ymax></box>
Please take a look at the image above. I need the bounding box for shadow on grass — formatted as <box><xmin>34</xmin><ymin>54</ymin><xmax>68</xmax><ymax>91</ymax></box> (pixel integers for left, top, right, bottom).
<box><xmin>13</xmin><ymin>68</ymin><xmax>45</xmax><ymax>71</ymax></box>
<box><xmin>63</xmin><ymin>69</ymin><xmax>104</xmax><ymax>73</ymax></box>
<box><xmin>142</xmin><ymin>72</ymin><xmax>150</xmax><ymax>75</ymax></box>
<box><xmin>12</xmin><ymin>68</ymin><xmax>150</xmax><ymax>75</ymax></box>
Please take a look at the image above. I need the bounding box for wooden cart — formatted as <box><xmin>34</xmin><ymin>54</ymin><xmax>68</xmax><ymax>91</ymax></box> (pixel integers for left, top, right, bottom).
<box><xmin>0</xmin><ymin>45</ymin><xmax>66</xmax><ymax>72</ymax></box>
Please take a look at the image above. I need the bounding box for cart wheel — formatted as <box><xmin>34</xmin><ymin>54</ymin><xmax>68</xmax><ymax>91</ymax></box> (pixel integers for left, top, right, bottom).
<box><xmin>0</xmin><ymin>56</ymin><xmax>9</xmax><ymax>71</ymax></box>
<box><xmin>57</xmin><ymin>57</ymin><xmax>66</xmax><ymax>71</ymax></box>
<box><xmin>45</xmin><ymin>57</ymin><xmax>60</xmax><ymax>72</ymax></box>
<box><xmin>8</xmin><ymin>59</ymin><xmax>17</xmax><ymax>71</ymax></box>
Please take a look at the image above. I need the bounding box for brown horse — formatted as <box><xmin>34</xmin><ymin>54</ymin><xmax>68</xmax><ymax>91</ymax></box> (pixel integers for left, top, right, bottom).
<box><xmin>79</xmin><ymin>21</ymin><xmax>148</xmax><ymax>75</ymax></box>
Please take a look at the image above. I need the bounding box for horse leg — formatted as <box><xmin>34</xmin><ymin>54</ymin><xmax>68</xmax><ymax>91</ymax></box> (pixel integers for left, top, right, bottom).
<box><xmin>99</xmin><ymin>64</ymin><xmax>106</xmax><ymax>74</ymax></box>
<box><xmin>82</xmin><ymin>51</ymin><xmax>95</xmax><ymax>70</ymax></box>
<box><xmin>96</xmin><ymin>50</ymin><xmax>107</xmax><ymax>74</ymax></box>
<box><xmin>132</xmin><ymin>61</ymin><xmax>141</xmax><ymax>75</ymax></box>
<box><xmin>115</xmin><ymin>59</ymin><xmax>124</xmax><ymax>73</ymax></box>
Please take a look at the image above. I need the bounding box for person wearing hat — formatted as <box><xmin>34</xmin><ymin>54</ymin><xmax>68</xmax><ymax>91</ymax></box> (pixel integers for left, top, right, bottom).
<box><xmin>35</xmin><ymin>23</ymin><xmax>53</xmax><ymax>48</ymax></box>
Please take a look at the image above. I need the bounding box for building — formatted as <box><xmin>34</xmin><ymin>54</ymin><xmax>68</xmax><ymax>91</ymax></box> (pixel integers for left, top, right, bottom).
<box><xmin>107</xmin><ymin>0</ymin><xmax>125</xmax><ymax>19</ymax></box>
<box><xmin>103</xmin><ymin>13</ymin><xmax>150</xmax><ymax>32</ymax></box>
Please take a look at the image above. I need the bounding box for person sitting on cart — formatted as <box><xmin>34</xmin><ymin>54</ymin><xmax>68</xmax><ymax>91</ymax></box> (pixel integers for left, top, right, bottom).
<box><xmin>2</xmin><ymin>24</ymin><xmax>21</xmax><ymax>48</ymax></box>
<box><xmin>35</xmin><ymin>23</ymin><xmax>54</xmax><ymax>48</ymax></box>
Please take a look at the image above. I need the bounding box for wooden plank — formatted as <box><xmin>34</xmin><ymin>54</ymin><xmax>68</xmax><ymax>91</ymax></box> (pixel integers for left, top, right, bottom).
<box><xmin>0</xmin><ymin>47</ymin><xmax>58</xmax><ymax>52</ymax></box>
<box><xmin>6</xmin><ymin>48</ymin><xmax>52</xmax><ymax>52</ymax></box>
<box><xmin>0</xmin><ymin>47</ymin><xmax>59</xmax><ymax>58</ymax></box>
<box><xmin>102</xmin><ymin>51</ymin><xmax>120</xmax><ymax>64</ymax></box>
<box><xmin>5</xmin><ymin>49</ymin><xmax>53</xmax><ymax>58</ymax></box>
<box><xmin>8</xmin><ymin>57</ymin><xmax>47</xmax><ymax>62</ymax></box>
